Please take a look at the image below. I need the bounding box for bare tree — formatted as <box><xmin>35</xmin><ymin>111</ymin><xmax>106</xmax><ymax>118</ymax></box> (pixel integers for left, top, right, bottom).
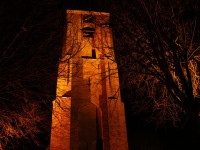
<box><xmin>111</xmin><ymin>0</ymin><xmax>200</xmax><ymax>127</ymax></box>
<box><xmin>0</xmin><ymin>0</ymin><xmax>64</xmax><ymax>149</ymax></box>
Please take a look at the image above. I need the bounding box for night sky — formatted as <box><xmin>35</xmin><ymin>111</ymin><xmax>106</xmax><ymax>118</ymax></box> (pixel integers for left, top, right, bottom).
<box><xmin>66</xmin><ymin>0</ymin><xmax>111</xmax><ymax>11</ymax></box>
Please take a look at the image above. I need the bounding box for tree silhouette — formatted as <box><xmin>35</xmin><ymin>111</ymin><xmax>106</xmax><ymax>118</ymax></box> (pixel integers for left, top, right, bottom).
<box><xmin>0</xmin><ymin>0</ymin><xmax>64</xmax><ymax>149</ymax></box>
<box><xmin>111</xmin><ymin>0</ymin><xmax>200</xmax><ymax>127</ymax></box>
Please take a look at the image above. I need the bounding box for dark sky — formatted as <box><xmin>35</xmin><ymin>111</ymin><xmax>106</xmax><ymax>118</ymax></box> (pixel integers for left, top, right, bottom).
<box><xmin>66</xmin><ymin>0</ymin><xmax>112</xmax><ymax>12</ymax></box>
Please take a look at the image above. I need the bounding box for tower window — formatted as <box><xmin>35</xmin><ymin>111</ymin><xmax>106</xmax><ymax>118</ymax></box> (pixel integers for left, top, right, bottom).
<box><xmin>81</xmin><ymin>27</ymin><xmax>95</xmax><ymax>37</ymax></box>
<box><xmin>82</xmin><ymin>49</ymin><xmax>96</xmax><ymax>59</ymax></box>
<box><xmin>92</xmin><ymin>49</ymin><xmax>96</xmax><ymax>59</ymax></box>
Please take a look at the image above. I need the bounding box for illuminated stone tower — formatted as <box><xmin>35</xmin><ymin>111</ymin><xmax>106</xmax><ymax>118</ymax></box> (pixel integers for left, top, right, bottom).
<box><xmin>50</xmin><ymin>10</ymin><xmax>128</xmax><ymax>150</ymax></box>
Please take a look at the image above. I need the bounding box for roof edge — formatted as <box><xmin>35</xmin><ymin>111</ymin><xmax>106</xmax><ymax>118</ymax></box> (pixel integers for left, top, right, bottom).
<box><xmin>66</xmin><ymin>9</ymin><xmax>110</xmax><ymax>16</ymax></box>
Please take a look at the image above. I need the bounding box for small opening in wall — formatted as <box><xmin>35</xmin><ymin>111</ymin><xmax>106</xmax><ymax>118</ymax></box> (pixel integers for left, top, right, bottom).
<box><xmin>108</xmin><ymin>96</ymin><xmax>117</xmax><ymax>100</ymax></box>
<box><xmin>92</xmin><ymin>49</ymin><xmax>96</xmax><ymax>59</ymax></box>
<box><xmin>82</xmin><ymin>49</ymin><xmax>97</xmax><ymax>59</ymax></box>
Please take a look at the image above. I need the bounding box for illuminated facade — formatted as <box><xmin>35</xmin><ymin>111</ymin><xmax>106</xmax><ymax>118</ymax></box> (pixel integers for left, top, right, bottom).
<box><xmin>50</xmin><ymin>10</ymin><xmax>128</xmax><ymax>150</ymax></box>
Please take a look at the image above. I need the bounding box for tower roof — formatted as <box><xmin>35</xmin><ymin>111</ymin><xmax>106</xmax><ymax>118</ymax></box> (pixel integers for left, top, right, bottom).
<box><xmin>66</xmin><ymin>9</ymin><xmax>110</xmax><ymax>16</ymax></box>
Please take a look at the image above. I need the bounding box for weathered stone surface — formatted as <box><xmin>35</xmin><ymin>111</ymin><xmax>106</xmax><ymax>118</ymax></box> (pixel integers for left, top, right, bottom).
<box><xmin>50</xmin><ymin>10</ymin><xmax>128</xmax><ymax>150</ymax></box>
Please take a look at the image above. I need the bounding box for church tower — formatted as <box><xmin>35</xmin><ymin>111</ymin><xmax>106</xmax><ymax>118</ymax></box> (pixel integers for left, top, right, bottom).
<box><xmin>50</xmin><ymin>10</ymin><xmax>128</xmax><ymax>150</ymax></box>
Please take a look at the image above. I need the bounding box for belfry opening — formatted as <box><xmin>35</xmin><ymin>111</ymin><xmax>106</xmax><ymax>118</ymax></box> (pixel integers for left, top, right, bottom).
<box><xmin>50</xmin><ymin>10</ymin><xmax>128</xmax><ymax>150</ymax></box>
